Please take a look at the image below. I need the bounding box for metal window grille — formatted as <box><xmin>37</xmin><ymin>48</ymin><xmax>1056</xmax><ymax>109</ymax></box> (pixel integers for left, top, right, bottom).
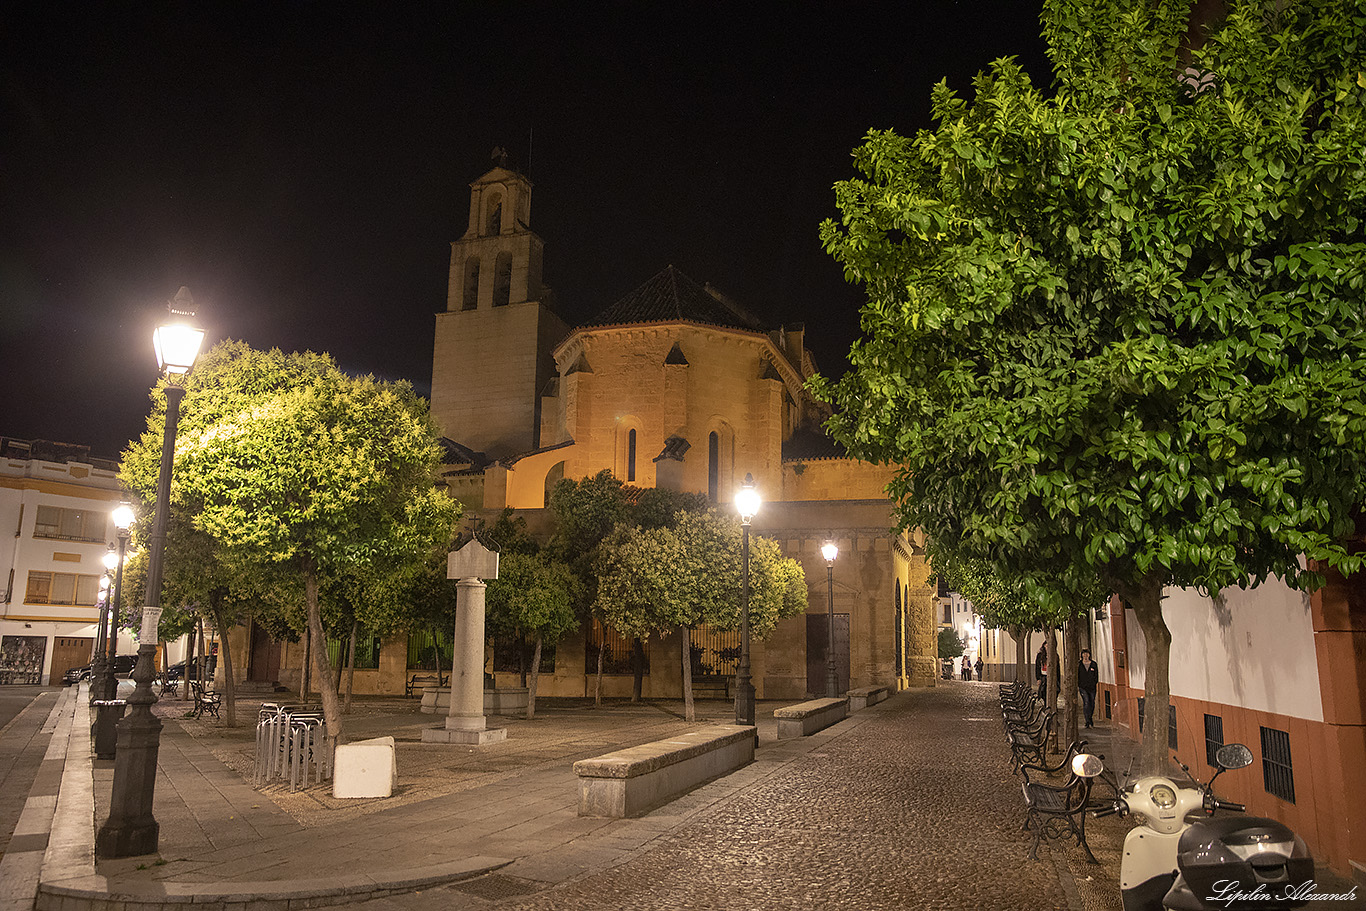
<box><xmin>586</xmin><ymin>620</ymin><xmax>645</xmax><ymax>675</ymax></box>
<box><xmin>326</xmin><ymin>632</ymin><xmax>382</xmax><ymax>670</ymax></box>
<box><xmin>1104</xmin><ymin>689</ymin><xmax>1112</xmax><ymax>720</ymax></box>
<box><xmin>1169</xmin><ymin>703</ymin><xmax>1178</xmax><ymax>751</ymax></box>
<box><xmin>1137</xmin><ymin>696</ymin><xmax>1145</xmax><ymax>732</ymax></box>
<box><xmin>492</xmin><ymin>635</ymin><xmax>556</xmax><ymax>674</ymax></box>
<box><xmin>1204</xmin><ymin>714</ymin><xmax>1225</xmax><ymax>768</ymax></box>
<box><xmin>689</xmin><ymin>623</ymin><xmax>740</xmax><ymax>677</ymax></box>
<box><xmin>406</xmin><ymin>628</ymin><xmax>452</xmax><ymax>671</ymax></box>
<box><xmin>1260</xmin><ymin>726</ymin><xmax>1296</xmax><ymax>803</ymax></box>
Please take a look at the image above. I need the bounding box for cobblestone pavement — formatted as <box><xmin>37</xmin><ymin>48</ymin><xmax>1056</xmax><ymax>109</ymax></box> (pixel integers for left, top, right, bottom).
<box><xmin>327</xmin><ymin>682</ymin><xmax>1119</xmax><ymax>911</ymax></box>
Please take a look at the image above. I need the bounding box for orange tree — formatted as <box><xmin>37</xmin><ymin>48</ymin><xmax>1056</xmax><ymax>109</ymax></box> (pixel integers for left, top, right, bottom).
<box><xmin>815</xmin><ymin>0</ymin><xmax>1366</xmax><ymax>774</ymax></box>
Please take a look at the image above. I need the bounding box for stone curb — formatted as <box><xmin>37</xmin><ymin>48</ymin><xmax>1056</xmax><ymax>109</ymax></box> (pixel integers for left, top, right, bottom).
<box><xmin>35</xmin><ymin>856</ymin><xmax>511</xmax><ymax>911</ymax></box>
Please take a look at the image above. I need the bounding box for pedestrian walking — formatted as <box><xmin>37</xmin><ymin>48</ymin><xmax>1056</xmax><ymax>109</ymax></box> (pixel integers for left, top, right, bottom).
<box><xmin>1078</xmin><ymin>649</ymin><xmax>1099</xmax><ymax>728</ymax></box>
<box><xmin>975</xmin><ymin>656</ymin><xmax>983</xmax><ymax>681</ymax></box>
<box><xmin>1035</xmin><ymin>643</ymin><xmax>1048</xmax><ymax>701</ymax></box>
<box><xmin>961</xmin><ymin>656</ymin><xmax>972</xmax><ymax>680</ymax></box>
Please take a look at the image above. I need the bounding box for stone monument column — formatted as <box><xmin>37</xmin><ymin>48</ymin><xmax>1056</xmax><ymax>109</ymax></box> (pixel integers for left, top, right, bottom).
<box><xmin>423</xmin><ymin>539</ymin><xmax>507</xmax><ymax>745</ymax></box>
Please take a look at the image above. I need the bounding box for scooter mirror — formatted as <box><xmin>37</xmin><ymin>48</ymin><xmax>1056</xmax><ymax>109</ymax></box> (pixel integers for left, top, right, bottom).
<box><xmin>1215</xmin><ymin>743</ymin><xmax>1254</xmax><ymax>770</ymax></box>
<box><xmin>1072</xmin><ymin>753</ymin><xmax>1105</xmax><ymax>778</ymax></box>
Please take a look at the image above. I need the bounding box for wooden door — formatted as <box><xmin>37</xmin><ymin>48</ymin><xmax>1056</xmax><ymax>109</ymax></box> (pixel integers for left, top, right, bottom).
<box><xmin>50</xmin><ymin>636</ymin><xmax>94</xmax><ymax>685</ymax></box>
<box><xmin>805</xmin><ymin>614</ymin><xmax>850</xmax><ymax>696</ymax></box>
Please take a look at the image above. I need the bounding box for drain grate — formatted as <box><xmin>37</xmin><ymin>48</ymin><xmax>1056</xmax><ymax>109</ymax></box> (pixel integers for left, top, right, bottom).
<box><xmin>450</xmin><ymin>874</ymin><xmax>542</xmax><ymax>900</ymax></box>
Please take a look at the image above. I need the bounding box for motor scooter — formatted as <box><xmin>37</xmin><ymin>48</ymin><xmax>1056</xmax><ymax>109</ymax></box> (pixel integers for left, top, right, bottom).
<box><xmin>1075</xmin><ymin>744</ymin><xmax>1314</xmax><ymax>910</ymax></box>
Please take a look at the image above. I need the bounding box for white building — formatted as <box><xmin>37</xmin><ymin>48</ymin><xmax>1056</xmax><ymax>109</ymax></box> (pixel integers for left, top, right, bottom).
<box><xmin>0</xmin><ymin>437</ymin><xmax>131</xmax><ymax>685</ymax></box>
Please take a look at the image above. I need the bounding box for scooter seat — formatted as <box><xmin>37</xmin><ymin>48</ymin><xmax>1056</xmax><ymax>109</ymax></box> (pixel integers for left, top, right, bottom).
<box><xmin>1163</xmin><ymin>874</ymin><xmax>1205</xmax><ymax>911</ymax></box>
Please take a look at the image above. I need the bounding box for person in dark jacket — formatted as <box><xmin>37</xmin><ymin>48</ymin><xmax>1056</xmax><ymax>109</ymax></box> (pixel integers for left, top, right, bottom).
<box><xmin>1035</xmin><ymin>643</ymin><xmax>1048</xmax><ymax>701</ymax></box>
<box><xmin>974</xmin><ymin>657</ymin><xmax>984</xmax><ymax>681</ymax></box>
<box><xmin>1078</xmin><ymin>649</ymin><xmax>1099</xmax><ymax>728</ymax></box>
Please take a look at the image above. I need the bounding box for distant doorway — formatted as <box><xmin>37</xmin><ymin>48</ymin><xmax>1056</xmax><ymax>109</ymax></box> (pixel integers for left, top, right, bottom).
<box><xmin>248</xmin><ymin>621</ymin><xmax>282</xmax><ymax>683</ymax></box>
<box><xmin>805</xmin><ymin>613</ymin><xmax>850</xmax><ymax>695</ymax></box>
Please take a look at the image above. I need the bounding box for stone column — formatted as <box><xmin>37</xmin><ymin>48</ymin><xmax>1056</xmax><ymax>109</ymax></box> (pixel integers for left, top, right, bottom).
<box><xmin>422</xmin><ymin>577</ymin><xmax>506</xmax><ymax>745</ymax></box>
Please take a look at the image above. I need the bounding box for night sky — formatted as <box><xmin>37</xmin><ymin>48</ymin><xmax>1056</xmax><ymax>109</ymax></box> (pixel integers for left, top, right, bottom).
<box><xmin>2</xmin><ymin>3</ymin><xmax>1051</xmax><ymax>461</ymax></box>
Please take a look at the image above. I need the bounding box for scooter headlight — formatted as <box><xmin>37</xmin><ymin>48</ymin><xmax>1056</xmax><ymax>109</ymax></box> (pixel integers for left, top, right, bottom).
<box><xmin>1150</xmin><ymin>784</ymin><xmax>1178</xmax><ymax>809</ymax></box>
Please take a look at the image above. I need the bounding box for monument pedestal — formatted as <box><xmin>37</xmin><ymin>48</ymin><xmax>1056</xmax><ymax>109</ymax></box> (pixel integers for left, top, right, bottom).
<box><xmin>421</xmin><ymin>724</ymin><xmax>508</xmax><ymax>745</ymax></box>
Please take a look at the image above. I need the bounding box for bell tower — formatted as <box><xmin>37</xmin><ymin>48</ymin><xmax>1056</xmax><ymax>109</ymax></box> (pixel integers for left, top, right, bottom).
<box><xmin>431</xmin><ymin>157</ymin><xmax>568</xmax><ymax>459</ymax></box>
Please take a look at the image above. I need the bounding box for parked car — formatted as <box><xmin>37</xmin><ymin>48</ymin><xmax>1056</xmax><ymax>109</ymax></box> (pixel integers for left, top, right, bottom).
<box><xmin>164</xmin><ymin>656</ymin><xmax>213</xmax><ymax>683</ymax></box>
<box><xmin>62</xmin><ymin>654</ymin><xmax>137</xmax><ymax>685</ymax></box>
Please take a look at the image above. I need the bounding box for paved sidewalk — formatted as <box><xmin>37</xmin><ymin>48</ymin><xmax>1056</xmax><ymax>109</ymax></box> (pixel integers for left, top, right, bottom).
<box><xmin>33</xmin><ymin>680</ymin><xmax>1133</xmax><ymax>911</ymax></box>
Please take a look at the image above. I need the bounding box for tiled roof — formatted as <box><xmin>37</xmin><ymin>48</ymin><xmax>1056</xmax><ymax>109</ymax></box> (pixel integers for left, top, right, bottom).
<box><xmin>585</xmin><ymin>266</ymin><xmax>766</xmax><ymax>332</ymax></box>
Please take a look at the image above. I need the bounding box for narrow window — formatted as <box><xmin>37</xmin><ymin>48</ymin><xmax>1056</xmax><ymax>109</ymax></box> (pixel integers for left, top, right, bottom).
<box><xmin>1260</xmin><ymin>726</ymin><xmax>1296</xmax><ymax>803</ymax></box>
<box><xmin>1104</xmin><ymin>689</ymin><xmax>1112</xmax><ymax>720</ymax></box>
<box><xmin>1137</xmin><ymin>696</ymin><xmax>1146</xmax><ymax>732</ymax></box>
<box><xmin>463</xmin><ymin>258</ymin><xmax>480</xmax><ymax>311</ymax></box>
<box><xmin>708</xmin><ymin>432</ymin><xmax>719</xmax><ymax>502</ymax></box>
<box><xmin>1168</xmin><ymin>703</ymin><xmax>1178</xmax><ymax>751</ymax></box>
<box><xmin>493</xmin><ymin>254</ymin><xmax>512</xmax><ymax>307</ymax></box>
<box><xmin>485</xmin><ymin>194</ymin><xmax>502</xmax><ymax>235</ymax></box>
<box><xmin>1204</xmin><ymin>714</ymin><xmax>1224</xmax><ymax>768</ymax></box>
<box><xmin>627</xmin><ymin>429</ymin><xmax>636</xmax><ymax>482</ymax></box>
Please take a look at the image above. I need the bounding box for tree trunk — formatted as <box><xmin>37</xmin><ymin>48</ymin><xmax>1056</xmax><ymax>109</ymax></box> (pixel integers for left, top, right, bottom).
<box><xmin>183</xmin><ymin>626</ymin><xmax>196</xmax><ymax>701</ymax></box>
<box><xmin>519</xmin><ymin>635</ymin><xmax>528</xmax><ymax>689</ymax></box>
<box><xmin>301</xmin><ymin>622</ymin><xmax>312</xmax><ymax>705</ymax></box>
<box><xmin>526</xmin><ymin>635</ymin><xmax>542</xmax><ymax>720</ymax></box>
<box><xmin>1118</xmin><ymin>573</ymin><xmax>1172</xmax><ymax>777</ymax></box>
<box><xmin>680</xmin><ymin>626</ymin><xmax>695</xmax><ymax>723</ymax></box>
<box><xmin>343</xmin><ymin>620</ymin><xmax>357</xmax><ymax>714</ymax></box>
<box><xmin>1009</xmin><ymin>624</ymin><xmax>1026</xmax><ymax>683</ymax></box>
<box><xmin>1045</xmin><ymin>627</ymin><xmax>1059</xmax><ymax>752</ymax></box>
<box><xmin>303</xmin><ymin>559</ymin><xmax>344</xmax><ymax>754</ymax></box>
<box><xmin>207</xmin><ymin>591</ymin><xmax>237</xmax><ymax>727</ymax></box>
<box><xmin>1061</xmin><ymin>614</ymin><xmax>1082</xmax><ymax>749</ymax></box>
<box><xmin>593</xmin><ymin>624</ymin><xmax>605</xmax><ymax>706</ymax></box>
<box><xmin>632</xmin><ymin>637</ymin><xmax>645</xmax><ymax>702</ymax></box>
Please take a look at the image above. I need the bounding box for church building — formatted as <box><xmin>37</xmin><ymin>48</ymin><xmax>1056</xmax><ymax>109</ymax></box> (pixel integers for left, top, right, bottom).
<box><xmin>425</xmin><ymin>163</ymin><xmax>940</xmax><ymax>700</ymax></box>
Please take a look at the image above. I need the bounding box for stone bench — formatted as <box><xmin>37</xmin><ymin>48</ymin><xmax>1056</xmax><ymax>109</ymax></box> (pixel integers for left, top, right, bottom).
<box><xmin>774</xmin><ymin>697</ymin><xmax>848</xmax><ymax>739</ymax></box>
<box><xmin>574</xmin><ymin>724</ymin><xmax>755</xmax><ymax>818</ymax></box>
<box><xmin>847</xmin><ymin>685</ymin><xmax>892</xmax><ymax>711</ymax></box>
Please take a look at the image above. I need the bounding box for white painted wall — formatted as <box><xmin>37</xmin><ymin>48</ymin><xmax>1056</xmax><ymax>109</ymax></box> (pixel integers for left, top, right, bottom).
<box><xmin>1122</xmin><ymin>577</ymin><xmax>1322</xmax><ymax>722</ymax></box>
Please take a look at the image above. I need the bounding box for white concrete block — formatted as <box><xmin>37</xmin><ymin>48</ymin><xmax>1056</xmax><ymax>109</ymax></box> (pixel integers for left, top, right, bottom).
<box><xmin>332</xmin><ymin>736</ymin><xmax>396</xmax><ymax>799</ymax></box>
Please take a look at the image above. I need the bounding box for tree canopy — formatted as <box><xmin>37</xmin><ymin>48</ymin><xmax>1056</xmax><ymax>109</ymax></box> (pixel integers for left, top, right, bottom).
<box><xmin>815</xmin><ymin>0</ymin><xmax>1366</xmax><ymax>772</ymax></box>
<box><xmin>123</xmin><ymin>340</ymin><xmax>460</xmax><ymax>744</ymax></box>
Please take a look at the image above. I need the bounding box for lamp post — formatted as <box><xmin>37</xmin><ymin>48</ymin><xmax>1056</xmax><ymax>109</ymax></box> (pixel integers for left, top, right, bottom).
<box><xmin>821</xmin><ymin>540</ymin><xmax>839</xmax><ymax>698</ymax></box>
<box><xmin>94</xmin><ymin>505</ymin><xmax>135</xmax><ymax>757</ymax></box>
<box><xmin>733</xmin><ymin>473</ymin><xmax>760</xmax><ymax>727</ymax></box>
<box><xmin>90</xmin><ymin>561</ymin><xmax>114</xmax><ymax>703</ymax></box>
<box><xmin>98</xmin><ymin>288</ymin><xmax>204</xmax><ymax>859</ymax></box>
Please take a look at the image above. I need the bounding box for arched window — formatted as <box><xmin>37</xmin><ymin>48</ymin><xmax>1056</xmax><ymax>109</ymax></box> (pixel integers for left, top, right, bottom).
<box><xmin>485</xmin><ymin>193</ymin><xmax>503</xmax><ymax>236</ymax></box>
<box><xmin>708</xmin><ymin>432</ymin><xmax>719</xmax><ymax>502</ymax></box>
<box><xmin>543</xmin><ymin>461</ymin><xmax>565</xmax><ymax>507</ymax></box>
<box><xmin>462</xmin><ymin>258</ymin><xmax>480</xmax><ymax>311</ymax></box>
<box><xmin>627</xmin><ymin>429</ymin><xmax>637</xmax><ymax>482</ymax></box>
<box><xmin>493</xmin><ymin>253</ymin><xmax>512</xmax><ymax>307</ymax></box>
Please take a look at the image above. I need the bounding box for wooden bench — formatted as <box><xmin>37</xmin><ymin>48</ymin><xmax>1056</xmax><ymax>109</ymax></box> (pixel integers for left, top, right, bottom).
<box><xmin>847</xmin><ymin>685</ymin><xmax>892</xmax><ymax>711</ymax></box>
<box><xmin>691</xmin><ymin>676</ymin><xmax>731</xmax><ymax>700</ymax></box>
<box><xmin>574</xmin><ymin>725</ymin><xmax>756</xmax><ymax>818</ymax></box>
<box><xmin>405</xmin><ymin>671</ymin><xmax>446</xmax><ymax>697</ymax></box>
<box><xmin>774</xmin><ymin>697</ymin><xmax>848</xmax><ymax>739</ymax></box>
<box><xmin>190</xmin><ymin>681</ymin><xmax>221</xmax><ymax>720</ymax></box>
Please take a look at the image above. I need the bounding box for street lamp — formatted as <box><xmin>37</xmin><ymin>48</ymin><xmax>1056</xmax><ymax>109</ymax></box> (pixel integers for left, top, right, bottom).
<box><xmin>821</xmin><ymin>540</ymin><xmax>839</xmax><ymax>698</ymax></box>
<box><xmin>91</xmin><ymin>566</ymin><xmax>113</xmax><ymax>701</ymax></box>
<box><xmin>94</xmin><ymin>504</ymin><xmax>135</xmax><ymax>757</ymax></box>
<box><xmin>98</xmin><ymin>288</ymin><xmax>204</xmax><ymax>859</ymax></box>
<box><xmin>733</xmin><ymin>473</ymin><xmax>761</xmax><ymax>727</ymax></box>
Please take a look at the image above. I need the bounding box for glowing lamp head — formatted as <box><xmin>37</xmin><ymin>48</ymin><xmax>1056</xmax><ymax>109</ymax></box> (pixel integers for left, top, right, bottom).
<box><xmin>821</xmin><ymin>541</ymin><xmax>838</xmax><ymax>564</ymax></box>
<box><xmin>153</xmin><ymin>287</ymin><xmax>205</xmax><ymax>376</ymax></box>
<box><xmin>103</xmin><ymin>549</ymin><xmax>119</xmax><ymax>571</ymax></box>
<box><xmin>734</xmin><ymin>473</ymin><xmax>761</xmax><ymax>523</ymax></box>
<box><xmin>112</xmin><ymin>503</ymin><xmax>135</xmax><ymax>531</ymax></box>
